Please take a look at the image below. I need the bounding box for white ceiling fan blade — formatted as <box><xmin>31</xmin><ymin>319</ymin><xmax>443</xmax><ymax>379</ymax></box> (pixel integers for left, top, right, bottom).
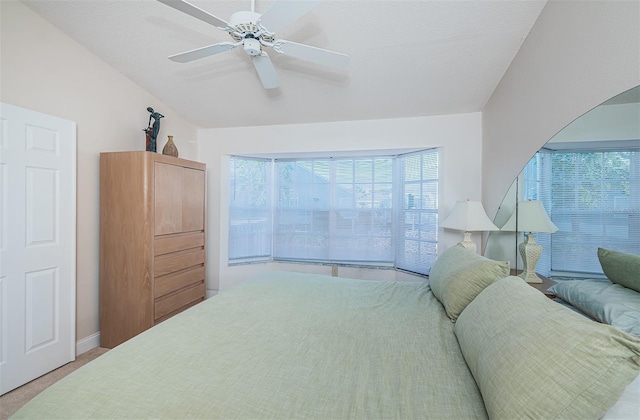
<box><xmin>257</xmin><ymin>0</ymin><xmax>322</xmax><ymax>34</ymax></box>
<box><xmin>169</xmin><ymin>42</ymin><xmax>238</xmax><ymax>63</ymax></box>
<box><xmin>274</xmin><ymin>40</ymin><xmax>349</xmax><ymax>68</ymax></box>
<box><xmin>157</xmin><ymin>0</ymin><xmax>230</xmax><ymax>29</ymax></box>
<box><xmin>252</xmin><ymin>52</ymin><xmax>279</xmax><ymax>89</ymax></box>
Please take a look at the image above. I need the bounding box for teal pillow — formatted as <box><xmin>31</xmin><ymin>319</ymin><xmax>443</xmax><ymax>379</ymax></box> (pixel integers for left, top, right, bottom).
<box><xmin>454</xmin><ymin>276</ymin><xmax>640</xmax><ymax>419</ymax></box>
<box><xmin>429</xmin><ymin>244</ymin><xmax>509</xmax><ymax>321</ymax></box>
<box><xmin>598</xmin><ymin>248</ymin><xmax>640</xmax><ymax>293</ymax></box>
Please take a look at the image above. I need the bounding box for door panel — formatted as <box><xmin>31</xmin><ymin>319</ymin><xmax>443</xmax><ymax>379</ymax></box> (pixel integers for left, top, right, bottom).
<box><xmin>25</xmin><ymin>268</ymin><xmax>57</xmax><ymax>352</ymax></box>
<box><xmin>0</xmin><ymin>103</ymin><xmax>76</xmax><ymax>395</ymax></box>
<box><xmin>154</xmin><ymin>162</ymin><xmax>183</xmax><ymax>235</ymax></box>
<box><xmin>155</xmin><ymin>164</ymin><xmax>205</xmax><ymax>235</ymax></box>
<box><xmin>181</xmin><ymin>168</ymin><xmax>205</xmax><ymax>232</ymax></box>
<box><xmin>25</xmin><ymin>167</ymin><xmax>58</xmax><ymax>245</ymax></box>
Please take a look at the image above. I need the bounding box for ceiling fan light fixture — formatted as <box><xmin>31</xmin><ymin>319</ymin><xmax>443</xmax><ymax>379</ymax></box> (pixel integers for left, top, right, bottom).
<box><xmin>243</xmin><ymin>38</ymin><xmax>261</xmax><ymax>56</ymax></box>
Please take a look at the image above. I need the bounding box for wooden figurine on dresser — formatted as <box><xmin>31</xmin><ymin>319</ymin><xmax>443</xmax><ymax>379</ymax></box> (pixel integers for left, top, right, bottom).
<box><xmin>99</xmin><ymin>151</ymin><xmax>206</xmax><ymax>348</ymax></box>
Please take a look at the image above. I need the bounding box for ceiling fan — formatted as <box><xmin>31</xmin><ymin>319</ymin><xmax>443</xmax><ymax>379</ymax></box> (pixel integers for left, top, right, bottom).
<box><xmin>157</xmin><ymin>0</ymin><xmax>349</xmax><ymax>89</ymax></box>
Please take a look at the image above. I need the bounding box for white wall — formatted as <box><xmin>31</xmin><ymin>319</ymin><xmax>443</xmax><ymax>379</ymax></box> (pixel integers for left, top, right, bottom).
<box><xmin>482</xmin><ymin>0</ymin><xmax>640</xmax><ymax>220</ymax></box>
<box><xmin>0</xmin><ymin>1</ymin><xmax>199</xmax><ymax>344</ymax></box>
<box><xmin>199</xmin><ymin>112</ymin><xmax>482</xmax><ymax>292</ymax></box>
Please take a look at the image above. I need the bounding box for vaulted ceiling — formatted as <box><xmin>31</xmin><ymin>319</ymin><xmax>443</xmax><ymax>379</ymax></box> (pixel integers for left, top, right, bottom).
<box><xmin>22</xmin><ymin>0</ymin><xmax>547</xmax><ymax>128</ymax></box>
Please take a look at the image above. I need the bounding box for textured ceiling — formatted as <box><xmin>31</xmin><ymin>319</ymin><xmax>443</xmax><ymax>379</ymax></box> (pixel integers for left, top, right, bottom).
<box><xmin>22</xmin><ymin>0</ymin><xmax>547</xmax><ymax>129</ymax></box>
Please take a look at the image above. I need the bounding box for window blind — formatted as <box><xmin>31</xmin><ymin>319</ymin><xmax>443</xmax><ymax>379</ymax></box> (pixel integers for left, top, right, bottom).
<box><xmin>395</xmin><ymin>149</ymin><xmax>439</xmax><ymax>275</ymax></box>
<box><xmin>228</xmin><ymin>156</ymin><xmax>272</xmax><ymax>261</ymax></box>
<box><xmin>524</xmin><ymin>148</ymin><xmax>640</xmax><ymax>276</ymax></box>
<box><xmin>550</xmin><ymin>150</ymin><xmax>640</xmax><ymax>274</ymax></box>
<box><xmin>522</xmin><ymin>150</ymin><xmax>553</xmax><ymax>276</ymax></box>
<box><xmin>273</xmin><ymin>157</ymin><xmax>394</xmax><ymax>263</ymax></box>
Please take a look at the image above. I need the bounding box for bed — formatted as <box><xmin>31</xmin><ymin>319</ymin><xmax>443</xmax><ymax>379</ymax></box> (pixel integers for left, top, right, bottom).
<box><xmin>12</xmin><ymin>246</ymin><xmax>640</xmax><ymax>419</ymax></box>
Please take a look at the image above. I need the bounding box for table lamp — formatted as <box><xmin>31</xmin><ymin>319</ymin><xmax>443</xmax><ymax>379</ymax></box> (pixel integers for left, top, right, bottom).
<box><xmin>440</xmin><ymin>200</ymin><xmax>499</xmax><ymax>253</ymax></box>
<box><xmin>501</xmin><ymin>200</ymin><xmax>558</xmax><ymax>283</ymax></box>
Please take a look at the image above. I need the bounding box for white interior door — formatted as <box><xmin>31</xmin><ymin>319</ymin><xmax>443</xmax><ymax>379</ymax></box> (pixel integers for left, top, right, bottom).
<box><xmin>0</xmin><ymin>103</ymin><xmax>76</xmax><ymax>395</ymax></box>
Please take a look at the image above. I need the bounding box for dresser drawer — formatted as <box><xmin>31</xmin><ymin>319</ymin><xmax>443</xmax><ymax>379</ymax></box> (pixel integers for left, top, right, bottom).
<box><xmin>155</xmin><ymin>265</ymin><xmax>205</xmax><ymax>298</ymax></box>
<box><xmin>154</xmin><ymin>248</ymin><xmax>204</xmax><ymax>277</ymax></box>
<box><xmin>154</xmin><ymin>232</ymin><xmax>204</xmax><ymax>256</ymax></box>
<box><xmin>154</xmin><ymin>281</ymin><xmax>205</xmax><ymax>320</ymax></box>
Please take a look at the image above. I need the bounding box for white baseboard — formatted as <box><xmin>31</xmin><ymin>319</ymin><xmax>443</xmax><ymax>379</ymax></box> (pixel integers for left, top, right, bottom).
<box><xmin>76</xmin><ymin>332</ymin><xmax>100</xmax><ymax>355</ymax></box>
<box><xmin>206</xmin><ymin>289</ymin><xmax>218</xmax><ymax>299</ymax></box>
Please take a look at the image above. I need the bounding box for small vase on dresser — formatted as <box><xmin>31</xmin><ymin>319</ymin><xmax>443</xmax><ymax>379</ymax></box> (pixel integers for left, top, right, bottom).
<box><xmin>162</xmin><ymin>135</ymin><xmax>179</xmax><ymax>157</ymax></box>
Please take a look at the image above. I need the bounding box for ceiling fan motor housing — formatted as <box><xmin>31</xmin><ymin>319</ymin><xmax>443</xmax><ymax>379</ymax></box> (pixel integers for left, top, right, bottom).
<box><xmin>229</xmin><ymin>10</ymin><xmax>273</xmax><ymax>55</ymax></box>
<box><xmin>229</xmin><ymin>11</ymin><xmax>273</xmax><ymax>39</ymax></box>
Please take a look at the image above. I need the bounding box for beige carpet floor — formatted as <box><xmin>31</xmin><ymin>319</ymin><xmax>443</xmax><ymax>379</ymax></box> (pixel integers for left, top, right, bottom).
<box><xmin>0</xmin><ymin>347</ymin><xmax>108</xmax><ymax>419</ymax></box>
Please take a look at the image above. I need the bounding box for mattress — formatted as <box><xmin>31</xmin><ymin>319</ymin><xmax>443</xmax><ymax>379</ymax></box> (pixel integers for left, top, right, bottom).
<box><xmin>13</xmin><ymin>271</ymin><xmax>488</xmax><ymax>419</ymax></box>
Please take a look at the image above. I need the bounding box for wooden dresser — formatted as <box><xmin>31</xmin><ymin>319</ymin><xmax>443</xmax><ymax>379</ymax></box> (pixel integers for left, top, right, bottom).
<box><xmin>99</xmin><ymin>151</ymin><xmax>206</xmax><ymax>348</ymax></box>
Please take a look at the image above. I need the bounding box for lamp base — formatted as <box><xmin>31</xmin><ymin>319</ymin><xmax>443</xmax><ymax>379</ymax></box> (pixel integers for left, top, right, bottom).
<box><xmin>518</xmin><ymin>270</ymin><xmax>543</xmax><ymax>283</ymax></box>
<box><xmin>459</xmin><ymin>231</ymin><xmax>477</xmax><ymax>253</ymax></box>
<box><xmin>518</xmin><ymin>233</ymin><xmax>542</xmax><ymax>283</ymax></box>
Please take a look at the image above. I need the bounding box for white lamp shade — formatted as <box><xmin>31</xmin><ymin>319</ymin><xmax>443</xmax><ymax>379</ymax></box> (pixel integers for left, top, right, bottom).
<box><xmin>440</xmin><ymin>200</ymin><xmax>499</xmax><ymax>232</ymax></box>
<box><xmin>501</xmin><ymin>200</ymin><xmax>558</xmax><ymax>233</ymax></box>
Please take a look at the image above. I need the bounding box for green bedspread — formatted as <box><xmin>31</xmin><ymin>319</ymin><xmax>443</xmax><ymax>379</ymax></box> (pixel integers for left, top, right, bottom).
<box><xmin>13</xmin><ymin>271</ymin><xmax>487</xmax><ymax>419</ymax></box>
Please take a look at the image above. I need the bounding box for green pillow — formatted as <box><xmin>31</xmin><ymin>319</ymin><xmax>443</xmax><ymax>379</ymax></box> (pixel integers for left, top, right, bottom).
<box><xmin>598</xmin><ymin>248</ymin><xmax>640</xmax><ymax>293</ymax></box>
<box><xmin>429</xmin><ymin>244</ymin><xmax>509</xmax><ymax>321</ymax></box>
<box><xmin>454</xmin><ymin>276</ymin><xmax>640</xmax><ymax>419</ymax></box>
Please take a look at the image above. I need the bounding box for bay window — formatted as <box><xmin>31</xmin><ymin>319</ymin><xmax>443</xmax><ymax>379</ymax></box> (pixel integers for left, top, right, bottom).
<box><xmin>228</xmin><ymin>149</ymin><xmax>439</xmax><ymax>275</ymax></box>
